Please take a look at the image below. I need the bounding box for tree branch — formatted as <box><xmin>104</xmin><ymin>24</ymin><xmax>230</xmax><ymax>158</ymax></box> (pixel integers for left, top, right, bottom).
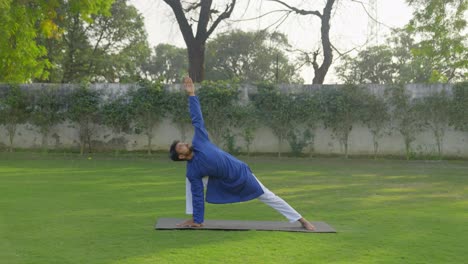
<box><xmin>349</xmin><ymin>0</ymin><xmax>392</xmax><ymax>29</ymax></box>
<box><xmin>196</xmin><ymin>0</ymin><xmax>212</xmax><ymax>38</ymax></box>
<box><xmin>206</xmin><ymin>0</ymin><xmax>236</xmax><ymax>38</ymax></box>
<box><xmin>163</xmin><ymin>0</ymin><xmax>195</xmax><ymax>42</ymax></box>
<box><xmin>268</xmin><ymin>0</ymin><xmax>322</xmax><ymax>18</ymax></box>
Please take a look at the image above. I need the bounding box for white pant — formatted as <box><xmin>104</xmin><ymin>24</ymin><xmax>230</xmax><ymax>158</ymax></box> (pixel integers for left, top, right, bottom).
<box><xmin>185</xmin><ymin>175</ymin><xmax>302</xmax><ymax>223</ymax></box>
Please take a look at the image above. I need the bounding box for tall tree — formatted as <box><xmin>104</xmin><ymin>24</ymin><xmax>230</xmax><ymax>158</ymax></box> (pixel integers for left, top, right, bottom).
<box><xmin>0</xmin><ymin>0</ymin><xmax>114</xmax><ymax>83</ymax></box>
<box><xmin>205</xmin><ymin>30</ymin><xmax>303</xmax><ymax>83</ymax></box>
<box><xmin>53</xmin><ymin>0</ymin><xmax>150</xmax><ymax>83</ymax></box>
<box><xmin>404</xmin><ymin>0</ymin><xmax>467</xmax><ymax>82</ymax></box>
<box><xmin>161</xmin><ymin>0</ymin><xmax>236</xmax><ymax>82</ymax></box>
<box><xmin>269</xmin><ymin>0</ymin><xmax>336</xmax><ymax>84</ymax></box>
<box><xmin>141</xmin><ymin>44</ymin><xmax>188</xmax><ymax>83</ymax></box>
<box><xmin>336</xmin><ymin>45</ymin><xmax>396</xmax><ymax>84</ymax></box>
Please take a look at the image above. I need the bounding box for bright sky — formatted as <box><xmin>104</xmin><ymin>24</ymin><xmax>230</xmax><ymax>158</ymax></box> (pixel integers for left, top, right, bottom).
<box><xmin>129</xmin><ymin>0</ymin><xmax>414</xmax><ymax>84</ymax></box>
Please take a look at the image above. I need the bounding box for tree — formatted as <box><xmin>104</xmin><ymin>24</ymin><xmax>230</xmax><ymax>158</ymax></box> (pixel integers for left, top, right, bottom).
<box><xmin>416</xmin><ymin>90</ymin><xmax>452</xmax><ymax>159</ymax></box>
<box><xmin>197</xmin><ymin>80</ymin><xmax>239</xmax><ymax>146</ymax></box>
<box><xmin>162</xmin><ymin>0</ymin><xmax>236</xmax><ymax>82</ymax></box>
<box><xmin>317</xmin><ymin>85</ymin><xmax>366</xmax><ymax>158</ymax></box>
<box><xmin>129</xmin><ymin>80</ymin><xmax>166</xmax><ymax>154</ymax></box>
<box><xmin>336</xmin><ymin>45</ymin><xmax>396</xmax><ymax>84</ymax></box>
<box><xmin>252</xmin><ymin>83</ymin><xmax>295</xmax><ymax>157</ymax></box>
<box><xmin>229</xmin><ymin>103</ymin><xmax>258</xmax><ymax>156</ymax></box>
<box><xmin>389</xmin><ymin>29</ymin><xmax>434</xmax><ymax>84</ymax></box>
<box><xmin>101</xmin><ymin>94</ymin><xmax>132</xmax><ymax>154</ymax></box>
<box><xmin>269</xmin><ymin>0</ymin><xmax>336</xmax><ymax>84</ymax></box>
<box><xmin>57</xmin><ymin>0</ymin><xmax>150</xmax><ymax>83</ymax></box>
<box><xmin>385</xmin><ymin>85</ymin><xmax>424</xmax><ymax>160</ymax></box>
<box><xmin>141</xmin><ymin>44</ymin><xmax>188</xmax><ymax>83</ymax></box>
<box><xmin>205</xmin><ymin>30</ymin><xmax>303</xmax><ymax>83</ymax></box>
<box><xmin>404</xmin><ymin>0</ymin><xmax>467</xmax><ymax>82</ymax></box>
<box><xmin>361</xmin><ymin>91</ymin><xmax>390</xmax><ymax>159</ymax></box>
<box><xmin>30</xmin><ymin>87</ymin><xmax>66</xmax><ymax>152</ymax></box>
<box><xmin>0</xmin><ymin>0</ymin><xmax>114</xmax><ymax>83</ymax></box>
<box><xmin>0</xmin><ymin>85</ymin><xmax>30</xmax><ymax>152</ymax></box>
<box><xmin>300</xmin><ymin>93</ymin><xmax>321</xmax><ymax>157</ymax></box>
<box><xmin>165</xmin><ymin>90</ymin><xmax>191</xmax><ymax>142</ymax></box>
<box><xmin>67</xmin><ymin>83</ymin><xmax>102</xmax><ymax>155</ymax></box>
<box><xmin>450</xmin><ymin>82</ymin><xmax>468</xmax><ymax>133</ymax></box>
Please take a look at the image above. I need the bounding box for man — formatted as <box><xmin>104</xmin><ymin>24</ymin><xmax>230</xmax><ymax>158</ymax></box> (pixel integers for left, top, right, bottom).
<box><xmin>169</xmin><ymin>77</ymin><xmax>315</xmax><ymax>231</ymax></box>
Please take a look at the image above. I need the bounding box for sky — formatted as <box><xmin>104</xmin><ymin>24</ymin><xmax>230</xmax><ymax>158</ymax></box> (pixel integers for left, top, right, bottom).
<box><xmin>129</xmin><ymin>0</ymin><xmax>414</xmax><ymax>84</ymax></box>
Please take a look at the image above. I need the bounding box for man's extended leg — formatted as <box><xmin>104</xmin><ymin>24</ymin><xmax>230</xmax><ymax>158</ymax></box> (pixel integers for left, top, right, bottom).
<box><xmin>254</xmin><ymin>175</ymin><xmax>315</xmax><ymax>230</ymax></box>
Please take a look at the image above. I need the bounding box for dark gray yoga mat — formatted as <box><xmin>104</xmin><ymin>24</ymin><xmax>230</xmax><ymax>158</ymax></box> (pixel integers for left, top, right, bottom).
<box><xmin>155</xmin><ymin>218</ymin><xmax>336</xmax><ymax>233</ymax></box>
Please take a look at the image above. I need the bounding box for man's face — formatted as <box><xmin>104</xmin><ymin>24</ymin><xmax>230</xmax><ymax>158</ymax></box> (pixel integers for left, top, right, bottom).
<box><xmin>175</xmin><ymin>142</ymin><xmax>192</xmax><ymax>159</ymax></box>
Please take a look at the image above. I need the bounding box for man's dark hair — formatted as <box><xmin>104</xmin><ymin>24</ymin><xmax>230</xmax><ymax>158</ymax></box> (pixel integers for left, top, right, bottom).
<box><xmin>169</xmin><ymin>140</ymin><xmax>182</xmax><ymax>161</ymax></box>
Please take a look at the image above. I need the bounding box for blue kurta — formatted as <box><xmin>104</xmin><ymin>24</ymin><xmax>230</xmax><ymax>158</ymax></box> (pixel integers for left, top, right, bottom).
<box><xmin>186</xmin><ymin>96</ymin><xmax>264</xmax><ymax>223</ymax></box>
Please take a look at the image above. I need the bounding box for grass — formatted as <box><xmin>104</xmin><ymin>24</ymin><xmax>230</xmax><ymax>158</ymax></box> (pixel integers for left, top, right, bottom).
<box><xmin>0</xmin><ymin>152</ymin><xmax>467</xmax><ymax>264</ymax></box>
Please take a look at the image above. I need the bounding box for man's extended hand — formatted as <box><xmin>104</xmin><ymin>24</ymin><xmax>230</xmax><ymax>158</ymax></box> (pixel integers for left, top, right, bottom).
<box><xmin>176</xmin><ymin>218</ymin><xmax>203</xmax><ymax>228</ymax></box>
<box><xmin>183</xmin><ymin>76</ymin><xmax>195</xmax><ymax>96</ymax></box>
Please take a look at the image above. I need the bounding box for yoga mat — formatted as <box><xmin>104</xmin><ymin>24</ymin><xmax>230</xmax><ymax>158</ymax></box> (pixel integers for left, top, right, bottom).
<box><xmin>155</xmin><ymin>218</ymin><xmax>336</xmax><ymax>233</ymax></box>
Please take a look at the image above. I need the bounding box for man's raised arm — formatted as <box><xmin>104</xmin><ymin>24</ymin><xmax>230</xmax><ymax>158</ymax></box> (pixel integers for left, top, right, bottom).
<box><xmin>183</xmin><ymin>77</ymin><xmax>209</xmax><ymax>142</ymax></box>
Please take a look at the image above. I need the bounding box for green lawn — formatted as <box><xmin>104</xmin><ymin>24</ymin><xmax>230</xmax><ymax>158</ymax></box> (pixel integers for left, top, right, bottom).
<box><xmin>0</xmin><ymin>153</ymin><xmax>467</xmax><ymax>264</ymax></box>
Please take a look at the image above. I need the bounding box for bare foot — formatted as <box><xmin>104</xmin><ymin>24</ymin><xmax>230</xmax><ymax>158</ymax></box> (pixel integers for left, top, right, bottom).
<box><xmin>298</xmin><ymin>218</ymin><xmax>315</xmax><ymax>231</ymax></box>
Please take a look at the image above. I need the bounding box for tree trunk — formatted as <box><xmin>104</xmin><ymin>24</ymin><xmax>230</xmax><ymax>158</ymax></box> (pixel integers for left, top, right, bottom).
<box><xmin>373</xmin><ymin>134</ymin><xmax>379</xmax><ymax>160</ymax></box>
<box><xmin>404</xmin><ymin>137</ymin><xmax>411</xmax><ymax>160</ymax></box>
<box><xmin>42</xmin><ymin>129</ymin><xmax>49</xmax><ymax>153</ymax></box>
<box><xmin>435</xmin><ymin>129</ymin><xmax>444</xmax><ymax>159</ymax></box>
<box><xmin>187</xmin><ymin>41</ymin><xmax>206</xmax><ymax>83</ymax></box>
<box><xmin>163</xmin><ymin>0</ymin><xmax>236</xmax><ymax>83</ymax></box>
<box><xmin>344</xmin><ymin>139</ymin><xmax>349</xmax><ymax>159</ymax></box>
<box><xmin>146</xmin><ymin>125</ymin><xmax>153</xmax><ymax>155</ymax></box>
<box><xmin>7</xmin><ymin>124</ymin><xmax>16</xmax><ymax>152</ymax></box>
<box><xmin>278</xmin><ymin>135</ymin><xmax>282</xmax><ymax>158</ymax></box>
<box><xmin>147</xmin><ymin>134</ymin><xmax>152</xmax><ymax>155</ymax></box>
<box><xmin>312</xmin><ymin>0</ymin><xmax>335</xmax><ymax>84</ymax></box>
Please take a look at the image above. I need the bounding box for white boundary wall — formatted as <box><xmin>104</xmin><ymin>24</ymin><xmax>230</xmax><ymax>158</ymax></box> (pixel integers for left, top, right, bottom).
<box><xmin>0</xmin><ymin>83</ymin><xmax>466</xmax><ymax>157</ymax></box>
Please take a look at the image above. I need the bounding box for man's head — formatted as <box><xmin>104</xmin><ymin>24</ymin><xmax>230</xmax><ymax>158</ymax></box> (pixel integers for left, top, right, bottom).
<box><xmin>169</xmin><ymin>140</ymin><xmax>193</xmax><ymax>161</ymax></box>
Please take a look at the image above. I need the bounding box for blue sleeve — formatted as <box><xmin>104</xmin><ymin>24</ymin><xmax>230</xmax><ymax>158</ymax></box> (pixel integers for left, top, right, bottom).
<box><xmin>189</xmin><ymin>175</ymin><xmax>205</xmax><ymax>224</ymax></box>
<box><xmin>189</xmin><ymin>96</ymin><xmax>209</xmax><ymax>142</ymax></box>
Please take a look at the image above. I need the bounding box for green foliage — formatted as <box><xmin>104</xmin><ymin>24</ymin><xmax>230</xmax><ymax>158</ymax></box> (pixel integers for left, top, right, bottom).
<box><xmin>361</xmin><ymin>91</ymin><xmax>390</xmax><ymax>159</ymax></box>
<box><xmin>293</xmin><ymin>93</ymin><xmax>320</xmax><ymax>156</ymax></box>
<box><xmin>229</xmin><ymin>103</ymin><xmax>259</xmax><ymax>156</ymax></box>
<box><xmin>0</xmin><ymin>85</ymin><xmax>30</xmax><ymax>151</ymax></box>
<box><xmin>404</xmin><ymin>0</ymin><xmax>467</xmax><ymax>83</ymax></box>
<box><xmin>164</xmin><ymin>90</ymin><xmax>191</xmax><ymax>142</ymax></box>
<box><xmin>142</xmin><ymin>44</ymin><xmax>188</xmax><ymax>84</ymax></box>
<box><xmin>317</xmin><ymin>84</ymin><xmax>366</xmax><ymax>158</ymax></box>
<box><xmin>336</xmin><ymin>45</ymin><xmax>396</xmax><ymax>84</ymax></box>
<box><xmin>101</xmin><ymin>95</ymin><xmax>132</xmax><ymax>134</ymax></box>
<box><xmin>288</xmin><ymin>128</ymin><xmax>312</xmax><ymax>157</ymax></box>
<box><xmin>415</xmin><ymin>89</ymin><xmax>452</xmax><ymax>159</ymax></box>
<box><xmin>30</xmin><ymin>87</ymin><xmax>66</xmax><ymax>151</ymax></box>
<box><xmin>197</xmin><ymin>80</ymin><xmax>240</xmax><ymax>146</ymax></box>
<box><xmin>129</xmin><ymin>80</ymin><xmax>166</xmax><ymax>154</ymax></box>
<box><xmin>252</xmin><ymin>83</ymin><xmax>316</xmax><ymax>157</ymax></box>
<box><xmin>252</xmin><ymin>83</ymin><xmax>293</xmax><ymax>157</ymax></box>
<box><xmin>385</xmin><ymin>85</ymin><xmax>425</xmax><ymax>160</ymax></box>
<box><xmin>101</xmin><ymin>94</ymin><xmax>132</xmax><ymax>154</ymax></box>
<box><xmin>205</xmin><ymin>30</ymin><xmax>303</xmax><ymax>84</ymax></box>
<box><xmin>222</xmin><ymin>130</ymin><xmax>241</xmax><ymax>156</ymax></box>
<box><xmin>67</xmin><ymin>83</ymin><xmax>102</xmax><ymax>155</ymax></box>
<box><xmin>450</xmin><ymin>82</ymin><xmax>468</xmax><ymax>132</ymax></box>
<box><xmin>58</xmin><ymin>0</ymin><xmax>150</xmax><ymax>83</ymax></box>
<box><xmin>337</xmin><ymin>0</ymin><xmax>467</xmax><ymax>85</ymax></box>
<box><xmin>0</xmin><ymin>0</ymin><xmax>114</xmax><ymax>83</ymax></box>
